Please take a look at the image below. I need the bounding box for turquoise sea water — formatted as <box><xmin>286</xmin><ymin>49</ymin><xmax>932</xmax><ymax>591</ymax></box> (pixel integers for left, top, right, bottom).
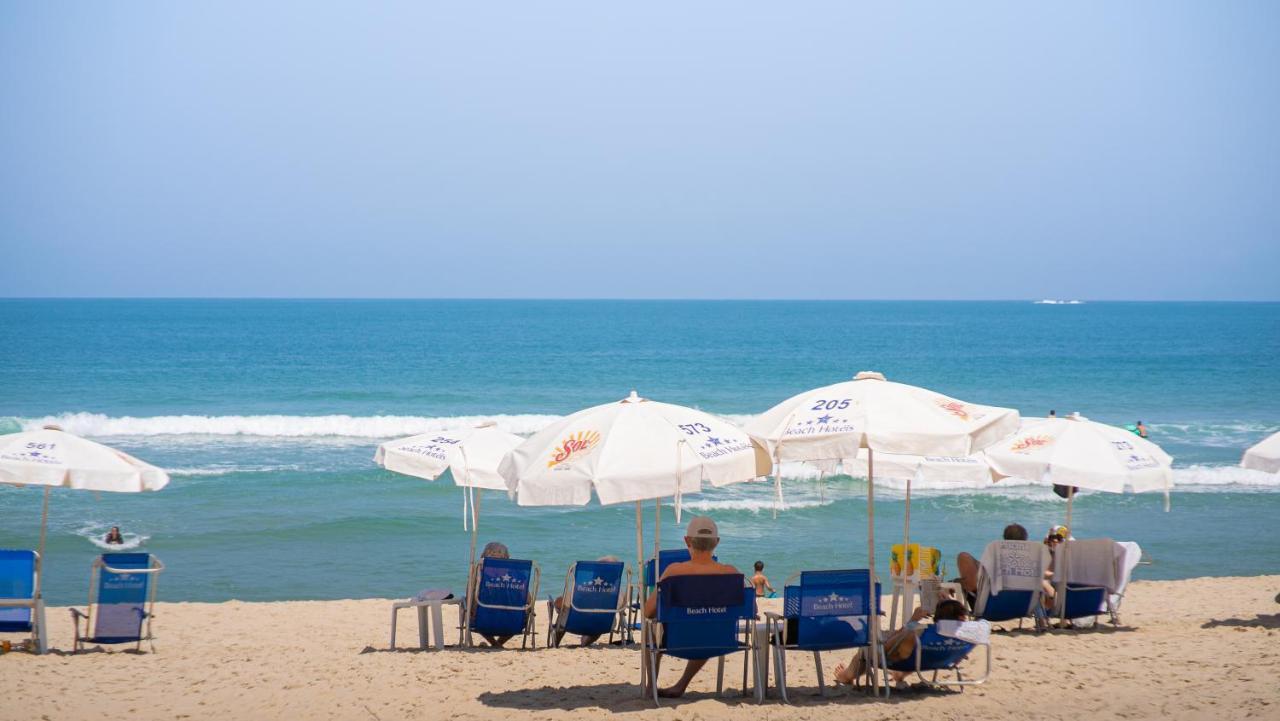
<box><xmin>0</xmin><ymin>299</ymin><xmax>1277</xmax><ymax>603</ymax></box>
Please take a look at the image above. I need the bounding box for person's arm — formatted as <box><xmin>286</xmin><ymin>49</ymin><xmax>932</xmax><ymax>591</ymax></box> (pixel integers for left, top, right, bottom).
<box><xmin>764</xmin><ymin>575</ymin><xmax>775</xmax><ymax>593</ymax></box>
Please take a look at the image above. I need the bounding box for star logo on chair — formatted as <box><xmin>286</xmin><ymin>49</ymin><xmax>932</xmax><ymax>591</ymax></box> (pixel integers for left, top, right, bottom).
<box><xmin>499</xmin><ymin>573</ymin><xmax>513</xmax><ymax>583</ymax></box>
<box><xmin>591</xmin><ymin>576</ymin><xmax>607</xmax><ymax>586</ymax></box>
<box><xmin>825</xmin><ymin>592</ymin><xmax>843</xmax><ymax>602</ymax></box>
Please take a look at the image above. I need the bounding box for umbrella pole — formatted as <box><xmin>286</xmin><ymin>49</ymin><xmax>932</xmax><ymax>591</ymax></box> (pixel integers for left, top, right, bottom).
<box><xmin>900</xmin><ymin>474</ymin><xmax>913</xmax><ymax>625</ymax></box>
<box><xmin>636</xmin><ymin>500</ymin><xmax>647</xmax><ymax>693</ymax></box>
<box><xmin>867</xmin><ymin>448</ymin><xmax>882</xmax><ymax>696</ymax></box>
<box><xmin>654</xmin><ymin>497</ymin><xmax>661</xmax><ymax>560</ymax></box>
<box><xmin>35</xmin><ymin>487</ymin><xmax>50</xmax><ymax>600</ymax></box>
<box><xmin>1057</xmin><ymin>488</ymin><xmax>1074</xmax><ymax>625</ymax></box>
<box><xmin>466</xmin><ymin>488</ymin><xmax>481</xmax><ymax>648</ymax></box>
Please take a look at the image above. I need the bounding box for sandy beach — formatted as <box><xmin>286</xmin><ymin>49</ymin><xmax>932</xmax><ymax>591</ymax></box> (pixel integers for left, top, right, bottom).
<box><xmin>3</xmin><ymin>575</ymin><xmax>1277</xmax><ymax>721</ymax></box>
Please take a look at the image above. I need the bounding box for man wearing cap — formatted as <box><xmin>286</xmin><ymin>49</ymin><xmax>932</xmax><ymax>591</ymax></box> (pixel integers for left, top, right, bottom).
<box><xmin>642</xmin><ymin>516</ymin><xmax>740</xmax><ymax>698</ymax></box>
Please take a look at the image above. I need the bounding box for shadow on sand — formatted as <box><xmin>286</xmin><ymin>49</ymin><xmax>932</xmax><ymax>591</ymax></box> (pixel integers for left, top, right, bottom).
<box><xmin>1201</xmin><ymin>613</ymin><xmax>1280</xmax><ymax>630</ymax></box>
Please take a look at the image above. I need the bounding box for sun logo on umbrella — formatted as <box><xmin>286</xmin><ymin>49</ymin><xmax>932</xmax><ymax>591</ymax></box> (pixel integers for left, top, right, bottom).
<box><xmin>1010</xmin><ymin>435</ymin><xmax>1053</xmax><ymax>453</ymax></box>
<box><xmin>548</xmin><ymin>430</ymin><xmax>602</xmax><ymax>468</ymax></box>
<box><xmin>936</xmin><ymin>399</ymin><xmax>971</xmax><ymax>420</ymax></box>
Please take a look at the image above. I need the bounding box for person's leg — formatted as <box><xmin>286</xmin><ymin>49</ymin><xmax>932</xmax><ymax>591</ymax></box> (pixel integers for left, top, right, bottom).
<box><xmin>956</xmin><ymin>552</ymin><xmax>980</xmax><ymax>594</ymax></box>
<box><xmin>833</xmin><ymin>648</ymin><xmax>866</xmax><ymax>685</ymax></box>
<box><xmin>658</xmin><ymin>659</ymin><xmax>709</xmax><ymax>697</ymax></box>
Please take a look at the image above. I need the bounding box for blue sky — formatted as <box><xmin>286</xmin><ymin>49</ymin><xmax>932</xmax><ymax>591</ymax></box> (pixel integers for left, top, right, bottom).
<box><xmin>1</xmin><ymin>2</ymin><xmax>1277</xmax><ymax>300</ymax></box>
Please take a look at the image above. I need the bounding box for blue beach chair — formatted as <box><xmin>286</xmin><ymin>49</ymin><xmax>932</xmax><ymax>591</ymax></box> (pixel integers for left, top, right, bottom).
<box><xmin>642</xmin><ymin>573</ymin><xmax>757</xmax><ymax>705</ymax></box>
<box><xmin>765</xmin><ymin>569</ymin><xmax>884</xmax><ymax>703</ymax></box>
<box><xmin>0</xmin><ymin>549</ymin><xmax>47</xmax><ymax>654</ymax></box>
<box><xmin>70</xmin><ymin>553</ymin><xmax>164</xmax><ymax>653</ymax></box>
<box><xmin>547</xmin><ymin>560</ymin><xmax>628</xmax><ymax>647</ymax></box>
<box><xmin>884</xmin><ymin>621</ymin><xmax>992</xmax><ymax>690</ymax></box>
<box><xmin>971</xmin><ymin>540</ymin><xmax>1051</xmax><ymax>631</ymax></box>
<box><xmin>1054</xmin><ymin>583</ymin><xmax>1110</xmax><ymax>626</ymax></box>
<box><xmin>465</xmin><ymin>557</ymin><xmax>540</xmax><ymax>649</ymax></box>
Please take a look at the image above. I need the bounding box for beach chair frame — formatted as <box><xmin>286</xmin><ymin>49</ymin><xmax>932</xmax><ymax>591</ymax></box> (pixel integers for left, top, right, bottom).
<box><xmin>641</xmin><ymin>574</ymin><xmax>759</xmax><ymax>706</ymax></box>
<box><xmin>765</xmin><ymin>569</ymin><xmax>888</xmax><ymax>703</ymax></box>
<box><xmin>546</xmin><ymin>561</ymin><xmax>630</xmax><ymax>648</ymax></box>
<box><xmin>886</xmin><ymin>625</ymin><xmax>991</xmax><ymax>692</ymax></box>
<box><xmin>0</xmin><ymin>549</ymin><xmax>47</xmax><ymax>654</ymax></box>
<box><xmin>70</xmin><ymin>553</ymin><xmax>164</xmax><ymax>653</ymax></box>
<box><xmin>463</xmin><ymin>557</ymin><xmax>541</xmax><ymax>650</ymax></box>
<box><xmin>971</xmin><ymin>540</ymin><xmax>1051</xmax><ymax>632</ymax></box>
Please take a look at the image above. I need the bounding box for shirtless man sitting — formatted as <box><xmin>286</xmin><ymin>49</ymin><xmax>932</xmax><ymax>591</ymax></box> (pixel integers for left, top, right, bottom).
<box><xmin>642</xmin><ymin>516</ymin><xmax>740</xmax><ymax>698</ymax></box>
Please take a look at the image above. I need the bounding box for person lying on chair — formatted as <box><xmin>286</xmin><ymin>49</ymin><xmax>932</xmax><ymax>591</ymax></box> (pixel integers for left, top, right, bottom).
<box><xmin>832</xmin><ymin>598</ymin><xmax>968</xmax><ymax>689</ymax></box>
<box><xmin>642</xmin><ymin>516</ymin><xmax>739</xmax><ymax>698</ymax></box>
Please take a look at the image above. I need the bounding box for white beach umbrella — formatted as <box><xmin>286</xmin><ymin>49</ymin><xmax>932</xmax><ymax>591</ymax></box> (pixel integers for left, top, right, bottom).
<box><xmin>500</xmin><ymin>391</ymin><xmax>770</xmax><ymax>587</ymax></box>
<box><xmin>1241</xmin><ymin>431</ymin><xmax>1280</xmax><ymax>474</ymax></box>
<box><xmin>0</xmin><ymin>427</ymin><xmax>169</xmax><ymax>605</ymax></box>
<box><xmin>500</xmin><ymin>390</ymin><xmax>769</xmax><ymax>687</ymax></box>
<box><xmin>745</xmin><ymin>371</ymin><xmax>1019</xmax><ymax>693</ymax></box>
<box><xmin>374</xmin><ymin>421</ymin><xmax>523</xmax><ymax>569</ymax></box>
<box><xmin>983</xmin><ymin>415</ymin><xmax>1173</xmax><ymax>622</ymax></box>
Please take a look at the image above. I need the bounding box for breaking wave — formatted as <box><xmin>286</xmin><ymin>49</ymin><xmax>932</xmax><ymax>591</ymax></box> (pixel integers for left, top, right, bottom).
<box><xmin>16</xmin><ymin>412</ymin><xmax>563</xmax><ymax>439</ymax></box>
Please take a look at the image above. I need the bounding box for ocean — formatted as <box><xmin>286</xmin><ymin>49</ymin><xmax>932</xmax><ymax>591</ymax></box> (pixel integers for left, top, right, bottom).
<box><xmin>1</xmin><ymin>299</ymin><xmax>1277</xmax><ymax>604</ymax></box>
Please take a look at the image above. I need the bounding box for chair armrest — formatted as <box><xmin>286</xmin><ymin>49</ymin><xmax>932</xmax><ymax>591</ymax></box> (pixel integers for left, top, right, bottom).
<box><xmin>762</xmin><ymin>611</ymin><xmax>785</xmax><ymax>621</ymax></box>
<box><xmin>69</xmin><ymin>607</ymin><xmax>88</xmax><ymax>620</ymax></box>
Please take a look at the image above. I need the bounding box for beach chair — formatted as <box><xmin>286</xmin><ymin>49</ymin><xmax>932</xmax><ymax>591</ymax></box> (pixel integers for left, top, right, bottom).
<box><xmin>1052</xmin><ymin>539</ymin><xmax>1121</xmax><ymax>628</ymax></box>
<box><xmin>642</xmin><ymin>573</ymin><xmax>757</xmax><ymax>705</ymax></box>
<box><xmin>884</xmin><ymin>620</ymin><xmax>992</xmax><ymax>691</ymax></box>
<box><xmin>764</xmin><ymin>569</ymin><xmax>885</xmax><ymax>703</ymax></box>
<box><xmin>70</xmin><ymin>552</ymin><xmax>164</xmax><ymax>653</ymax></box>
<box><xmin>971</xmin><ymin>540</ymin><xmax>1051</xmax><ymax>630</ymax></box>
<box><xmin>547</xmin><ymin>560</ymin><xmax>628</xmax><ymax>647</ymax></box>
<box><xmin>465</xmin><ymin>557</ymin><xmax>540</xmax><ymax>649</ymax></box>
<box><xmin>0</xmin><ymin>549</ymin><xmax>47</xmax><ymax>654</ymax></box>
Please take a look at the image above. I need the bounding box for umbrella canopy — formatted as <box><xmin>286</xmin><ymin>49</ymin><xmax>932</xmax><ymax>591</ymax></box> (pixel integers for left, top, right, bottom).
<box><xmin>374</xmin><ymin>421</ymin><xmax>521</xmax><ymax>490</ymax></box>
<box><xmin>1241</xmin><ymin>431</ymin><xmax>1280</xmax><ymax>474</ymax></box>
<box><xmin>374</xmin><ymin>421</ymin><xmax>524</xmax><ymax>576</ymax></box>
<box><xmin>842</xmin><ymin>448</ymin><xmax>993</xmax><ymax>488</ymax></box>
<box><xmin>984</xmin><ymin>416</ymin><xmax>1173</xmax><ymax>494</ymax></box>
<box><xmin>501</xmin><ymin>391</ymin><xmax>770</xmax><ymax>509</ymax></box>
<box><xmin>748</xmin><ymin>371</ymin><xmax>1021</xmax><ymax>462</ymax></box>
<box><xmin>0</xmin><ymin>427</ymin><xmax>169</xmax><ymax>492</ymax></box>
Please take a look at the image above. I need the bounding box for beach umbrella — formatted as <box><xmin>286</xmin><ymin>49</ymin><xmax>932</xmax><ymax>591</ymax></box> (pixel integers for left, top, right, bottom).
<box><xmin>745</xmin><ymin>371</ymin><xmax>1019</xmax><ymax>693</ymax></box>
<box><xmin>0</xmin><ymin>427</ymin><xmax>169</xmax><ymax>612</ymax></box>
<box><xmin>500</xmin><ymin>391</ymin><xmax>771</xmax><ymax>579</ymax></box>
<box><xmin>500</xmin><ymin>390</ymin><xmax>769</xmax><ymax>688</ymax></box>
<box><xmin>1241</xmin><ymin>431</ymin><xmax>1280</xmax><ymax>474</ymax></box>
<box><xmin>374</xmin><ymin>421</ymin><xmax>523</xmax><ymax>570</ymax></box>
<box><xmin>983</xmin><ymin>415</ymin><xmax>1173</xmax><ymax>621</ymax></box>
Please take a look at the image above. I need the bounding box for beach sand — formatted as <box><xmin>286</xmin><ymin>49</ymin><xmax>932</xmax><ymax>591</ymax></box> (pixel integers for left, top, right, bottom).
<box><xmin>3</xmin><ymin>575</ymin><xmax>1277</xmax><ymax>721</ymax></box>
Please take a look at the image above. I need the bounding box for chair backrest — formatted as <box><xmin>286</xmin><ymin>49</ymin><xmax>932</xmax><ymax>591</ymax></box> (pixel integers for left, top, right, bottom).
<box><xmin>472</xmin><ymin>557</ymin><xmax>534</xmax><ymax>635</ymax></box>
<box><xmin>656</xmin><ymin>573</ymin><xmax>753</xmax><ymax>660</ymax></box>
<box><xmin>91</xmin><ymin>553</ymin><xmax>155</xmax><ymax>643</ymax></box>
<box><xmin>974</xmin><ymin>540</ymin><xmax>1047</xmax><ymax>620</ymax></box>
<box><xmin>0</xmin><ymin>550</ymin><xmax>36</xmax><ymax>632</ymax></box>
<box><xmin>790</xmin><ymin>569</ymin><xmax>875</xmax><ymax>651</ymax></box>
<box><xmin>886</xmin><ymin>625</ymin><xmax>975</xmax><ymax>672</ymax></box>
<box><xmin>562</xmin><ymin>560</ymin><xmax>625</xmax><ymax>636</ymax></box>
<box><xmin>643</xmin><ymin>549</ymin><xmax>717</xmax><ymax>591</ymax></box>
<box><xmin>1058</xmin><ymin>583</ymin><xmax>1109</xmax><ymax>620</ymax></box>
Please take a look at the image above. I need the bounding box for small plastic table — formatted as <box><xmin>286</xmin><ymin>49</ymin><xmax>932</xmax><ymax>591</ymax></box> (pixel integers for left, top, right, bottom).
<box><xmin>390</xmin><ymin>597</ymin><xmax>461</xmax><ymax>650</ymax></box>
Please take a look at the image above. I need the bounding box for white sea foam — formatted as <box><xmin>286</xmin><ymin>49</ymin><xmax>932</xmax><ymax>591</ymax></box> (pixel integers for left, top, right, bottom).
<box><xmin>76</xmin><ymin>524</ymin><xmax>149</xmax><ymax>551</ymax></box>
<box><xmin>18</xmin><ymin>412</ymin><xmax>564</xmax><ymax>439</ymax></box>
<box><xmin>166</xmin><ymin>464</ymin><xmax>304</xmax><ymax>477</ymax></box>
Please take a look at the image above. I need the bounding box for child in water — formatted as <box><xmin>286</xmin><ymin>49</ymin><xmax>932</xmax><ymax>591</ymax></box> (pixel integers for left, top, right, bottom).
<box><xmin>751</xmin><ymin>560</ymin><xmax>775</xmax><ymax>598</ymax></box>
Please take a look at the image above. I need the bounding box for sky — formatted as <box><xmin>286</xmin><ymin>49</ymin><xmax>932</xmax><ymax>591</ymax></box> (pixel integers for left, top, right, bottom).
<box><xmin>1</xmin><ymin>2</ymin><xmax>1277</xmax><ymax>300</ymax></box>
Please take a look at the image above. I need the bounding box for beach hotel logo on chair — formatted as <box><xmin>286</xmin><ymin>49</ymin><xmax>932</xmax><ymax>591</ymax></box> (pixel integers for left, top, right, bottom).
<box><xmin>575</xmin><ymin>575</ymin><xmax>618</xmax><ymax>596</ymax></box>
<box><xmin>546</xmin><ymin>430</ymin><xmax>601</xmax><ymax>469</ymax></box>
<box><xmin>808</xmin><ymin>591</ymin><xmax>857</xmax><ymax>614</ymax></box>
<box><xmin>483</xmin><ymin>570</ymin><xmax>527</xmax><ymax>593</ymax></box>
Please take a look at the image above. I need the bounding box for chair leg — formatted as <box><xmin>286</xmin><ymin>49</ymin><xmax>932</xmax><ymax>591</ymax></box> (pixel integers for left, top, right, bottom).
<box><xmin>814</xmin><ymin>650</ymin><xmax>826</xmax><ymax>697</ymax></box>
<box><xmin>716</xmin><ymin>656</ymin><xmax>725</xmax><ymax>696</ymax></box>
<box><xmin>775</xmin><ymin>646</ymin><xmax>789</xmax><ymax>704</ymax></box>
